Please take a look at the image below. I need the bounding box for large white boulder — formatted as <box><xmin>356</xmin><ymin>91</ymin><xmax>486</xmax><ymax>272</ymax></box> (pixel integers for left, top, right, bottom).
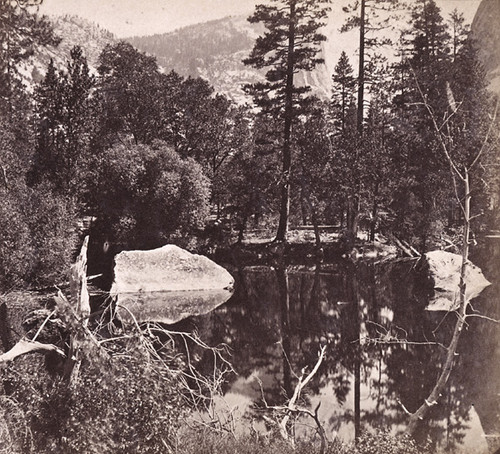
<box><xmin>111</xmin><ymin>244</ymin><xmax>234</xmax><ymax>294</ymax></box>
<box><xmin>110</xmin><ymin>244</ymin><xmax>234</xmax><ymax>323</ymax></box>
<box><xmin>426</xmin><ymin>250</ymin><xmax>490</xmax><ymax>311</ymax></box>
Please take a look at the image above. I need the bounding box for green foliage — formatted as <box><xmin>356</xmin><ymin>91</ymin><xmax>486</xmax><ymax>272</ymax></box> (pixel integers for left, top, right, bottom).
<box><xmin>92</xmin><ymin>140</ymin><xmax>210</xmax><ymax>248</ymax></box>
<box><xmin>244</xmin><ymin>0</ymin><xmax>332</xmax><ymax>241</ymax></box>
<box><xmin>243</xmin><ymin>0</ymin><xmax>331</xmax><ymax>112</ymax></box>
<box><xmin>0</xmin><ymin>0</ymin><xmax>60</xmax><ymax>111</ymax></box>
<box><xmin>332</xmin><ymin>51</ymin><xmax>357</xmax><ymax>133</ymax></box>
<box><xmin>294</xmin><ymin>98</ymin><xmax>338</xmax><ymax>226</ymax></box>
<box><xmin>348</xmin><ymin>430</ymin><xmax>431</xmax><ymax>454</ymax></box>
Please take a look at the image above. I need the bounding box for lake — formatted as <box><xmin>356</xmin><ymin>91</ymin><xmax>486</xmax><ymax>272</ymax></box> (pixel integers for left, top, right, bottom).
<box><xmin>172</xmin><ymin>239</ymin><xmax>500</xmax><ymax>453</ymax></box>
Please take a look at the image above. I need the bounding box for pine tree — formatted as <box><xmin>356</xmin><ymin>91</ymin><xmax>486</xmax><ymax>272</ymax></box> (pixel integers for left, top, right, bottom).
<box><xmin>340</xmin><ymin>0</ymin><xmax>402</xmax><ymax>246</ymax></box>
<box><xmin>332</xmin><ymin>51</ymin><xmax>357</xmax><ymax>134</ymax></box>
<box><xmin>97</xmin><ymin>41</ymin><xmax>162</xmax><ymax>145</ymax></box>
<box><xmin>32</xmin><ymin>47</ymin><xmax>98</xmax><ymax>196</ymax></box>
<box><xmin>341</xmin><ymin>0</ymin><xmax>402</xmax><ymax>133</ymax></box>
<box><xmin>0</xmin><ymin>0</ymin><xmax>60</xmax><ymax>115</ymax></box>
<box><xmin>448</xmin><ymin>9</ymin><xmax>468</xmax><ymax>62</ymax></box>
<box><xmin>243</xmin><ymin>0</ymin><xmax>331</xmax><ymax>242</ymax></box>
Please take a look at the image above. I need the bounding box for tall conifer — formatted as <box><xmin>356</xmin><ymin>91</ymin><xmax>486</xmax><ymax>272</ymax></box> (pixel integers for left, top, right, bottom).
<box><xmin>243</xmin><ymin>0</ymin><xmax>331</xmax><ymax>242</ymax></box>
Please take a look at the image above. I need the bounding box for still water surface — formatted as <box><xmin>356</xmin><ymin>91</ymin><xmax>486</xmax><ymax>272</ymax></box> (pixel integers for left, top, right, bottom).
<box><xmin>179</xmin><ymin>240</ymin><xmax>500</xmax><ymax>453</ymax></box>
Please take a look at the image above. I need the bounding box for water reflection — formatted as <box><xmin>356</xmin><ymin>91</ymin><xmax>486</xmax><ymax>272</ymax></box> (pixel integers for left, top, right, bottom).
<box><xmin>115</xmin><ymin>289</ymin><xmax>233</xmax><ymax>324</ymax></box>
<box><xmin>185</xmin><ymin>242</ymin><xmax>499</xmax><ymax>453</ymax></box>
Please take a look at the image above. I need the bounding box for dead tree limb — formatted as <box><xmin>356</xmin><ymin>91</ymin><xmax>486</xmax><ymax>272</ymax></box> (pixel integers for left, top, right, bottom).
<box><xmin>406</xmin><ymin>71</ymin><xmax>499</xmax><ymax>434</ymax></box>
<box><xmin>256</xmin><ymin>345</ymin><xmax>328</xmax><ymax>452</ymax></box>
<box><xmin>0</xmin><ymin>339</ymin><xmax>65</xmax><ymax>364</ymax></box>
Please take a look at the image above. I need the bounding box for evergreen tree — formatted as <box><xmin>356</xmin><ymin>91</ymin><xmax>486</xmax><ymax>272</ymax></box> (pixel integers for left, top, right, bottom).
<box><xmin>332</xmin><ymin>51</ymin><xmax>357</xmax><ymax>134</ymax></box>
<box><xmin>341</xmin><ymin>0</ymin><xmax>402</xmax><ymax>133</ymax></box>
<box><xmin>340</xmin><ymin>0</ymin><xmax>403</xmax><ymax>246</ymax></box>
<box><xmin>32</xmin><ymin>46</ymin><xmax>99</xmax><ymax>197</ymax></box>
<box><xmin>97</xmin><ymin>41</ymin><xmax>162</xmax><ymax>145</ymax></box>
<box><xmin>243</xmin><ymin>0</ymin><xmax>331</xmax><ymax>242</ymax></box>
<box><xmin>0</xmin><ymin>0</ymin><xmax>59</xmax><ymax>115</ymax></box>
<box><xmin>294</xmin><ymin>98</ymin><xmax>337</xmax><ymax>243</ymax></box>
<box><xmin>448</xmin><ymin>9</ymin><xmax>468</xmax><ymax>62</ymax></box>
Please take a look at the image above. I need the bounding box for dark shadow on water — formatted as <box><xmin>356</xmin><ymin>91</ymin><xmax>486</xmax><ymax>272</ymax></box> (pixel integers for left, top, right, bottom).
<box><xmin>179</xmin><ymin>241</ymin><xmax>500</xmax><ymax>453</ymax></box>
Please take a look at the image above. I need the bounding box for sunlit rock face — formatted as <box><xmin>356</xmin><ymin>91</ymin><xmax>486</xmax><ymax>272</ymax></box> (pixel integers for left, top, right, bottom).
<box><xmin>425</xmin><ymin>250</ymin><xmax>491</xmax><ymax>311</ymax></box>
<box><xmin>111</xmin><ymin>244</ymin><xmax>234</xmax><ymax>293</ymax></box>
<box><xmin>471</xmin><ymin>0</ymin><xmax>500</xmax><ymax>95</ymax></box>
<box><xmin>111</xmin><ymin>244</ymin><xmax>234</xmax><ymax>323</ymax></box>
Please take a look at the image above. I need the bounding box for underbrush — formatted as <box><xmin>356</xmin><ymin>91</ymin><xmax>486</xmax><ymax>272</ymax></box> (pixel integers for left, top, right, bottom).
<box><xmin>174</xmin><ymin>430</ymin><xmax>431</xmax><ymax>454</ymax></box>
<box><xmin>2</xmin><ymin>346</ymin><xmax>186</xmax><ymax>454</ymax></box>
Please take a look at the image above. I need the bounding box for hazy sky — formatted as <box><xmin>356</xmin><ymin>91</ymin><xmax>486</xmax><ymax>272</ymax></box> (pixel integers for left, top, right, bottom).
<box><xmin>39</xmin><ymin>0</ymin><xmax>482</xmax><ymax>38</ymax></box>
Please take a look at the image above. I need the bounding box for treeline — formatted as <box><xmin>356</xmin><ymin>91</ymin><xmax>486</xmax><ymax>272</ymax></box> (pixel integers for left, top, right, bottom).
<box><xmin>0</xmin><ymin>0</ymin><xmax>499</xmax><ymax>290</ymax></box>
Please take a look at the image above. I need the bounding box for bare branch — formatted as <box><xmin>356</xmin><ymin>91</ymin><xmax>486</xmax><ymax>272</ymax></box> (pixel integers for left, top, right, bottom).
<box><xmin>466</xmin><ymin>314</ymin><xmax>500</xmax><ymax>324</ymax></box>
<box><xmin>0</xmin><ymin>339</ymin><xmax>65</xmax><ymax>364</ymax></box>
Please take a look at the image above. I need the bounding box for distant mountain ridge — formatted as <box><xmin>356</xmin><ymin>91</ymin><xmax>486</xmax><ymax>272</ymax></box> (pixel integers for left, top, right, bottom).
<box><xmin>126</xmin><ymin>15</ymin><xmax>332</xmax><ymax>104</ymax></box>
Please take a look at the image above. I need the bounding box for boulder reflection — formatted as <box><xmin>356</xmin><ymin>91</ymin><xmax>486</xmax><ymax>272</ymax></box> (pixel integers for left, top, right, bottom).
<box><xmin>188</xmin><ymin>248</ymin><xmax>499</xmax><ymax>452</ymax></box>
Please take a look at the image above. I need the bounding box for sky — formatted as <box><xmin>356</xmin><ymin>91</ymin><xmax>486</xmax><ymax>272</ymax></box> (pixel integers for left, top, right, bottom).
<box><xmin>38</xmin><ymin>0</ymin><xmax>482</xmax><ymax>38</ymax></box>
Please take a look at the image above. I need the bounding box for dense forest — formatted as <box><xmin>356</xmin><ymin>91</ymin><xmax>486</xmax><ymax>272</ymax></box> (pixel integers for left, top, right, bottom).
<box><xmin>0</xmin><ymin>0</ymin><xmax>499</xmax><ymax>452</ymax></box>
<box><xmin>1</xmin><ymin>0</ymin><xmax>498</xmax><ymax>289</ymax></box>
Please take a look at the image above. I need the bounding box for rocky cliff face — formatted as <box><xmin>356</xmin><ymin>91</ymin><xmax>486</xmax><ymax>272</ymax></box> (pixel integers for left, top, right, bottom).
<box><xmin>471</xmin><ymin>0</ymin><xmax>500</xmax><ymax>95</ymax></box>
<box><xmin>127</xmin><ymin>15</ymin><xmax>332</xmax><ymax>104</ymax></box>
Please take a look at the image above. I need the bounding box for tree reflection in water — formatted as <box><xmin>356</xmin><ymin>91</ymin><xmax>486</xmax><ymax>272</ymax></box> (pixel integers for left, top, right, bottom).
<box><xmin>188</xmin><ymin>241</ymin><xmax>500</xmax><ymax>453</ymax></box>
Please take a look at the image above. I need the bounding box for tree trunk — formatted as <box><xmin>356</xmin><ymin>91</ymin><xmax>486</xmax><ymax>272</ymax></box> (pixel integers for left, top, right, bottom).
<box><xmin>237</xmin><ymin>215</ymin><xmax>247</xmax><ymax>244</ymax></box>
<box><xmin>370</xmin><ymin>181</ymin><xmax>379</xmax><ymax>242</ymax></box>
<box><xmin>407</xmin><ymin>171</ymin><xmax>471</xmax><ymax>433</ymax></box>
<box><xmin>275</xmin><ymin>1</ymin><xmax>296</xmax><ymax>243</ymax></box>
<box><xmin>357</xmin><ymin>0</ymin><xmax>366</xmax><ymax>134</ymax></box>
<box><xmin>300</xmin><ymin>179</ymin><xmax>322</xmax><ymax>246</ymax></box>
<box><xmin>346</xmin><ymin>195</ymin><xmax>359</xmax><ymax>248</ymax></box>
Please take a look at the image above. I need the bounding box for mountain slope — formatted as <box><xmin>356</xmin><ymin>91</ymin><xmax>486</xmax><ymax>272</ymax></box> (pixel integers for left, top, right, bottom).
<box><xmin>17</xmin><ymin>15</ymin><xmax>116</xmax><ymax>89</ymax></box>
<box><xmin>471</xmin><ymin>0</ymin><xmax>500</xmax><ymax>95</ymax></box>
<box><xmin>127</xmin><ymin>15</ymin><xmax>332</xmax><ymax>104</ymax></box>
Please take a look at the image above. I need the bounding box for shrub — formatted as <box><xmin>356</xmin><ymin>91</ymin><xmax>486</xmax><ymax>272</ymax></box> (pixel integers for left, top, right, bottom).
<box><xmin>175</xmin><ymin>429</ymin><xmax>431</xmax><ymax>454</ymax></box>
<box><xmin>3</xmin><ymin>348</ymin><xmax>186</xmax><ymax>454</ymax></box>
<box><xmin>0</xmin><ymin>184</ymin><xmax>77</xmax><ymax>290</ymax></box>
<box><xmin>92</xmin><ymin>140</ymin><xmax>210</xmax><ymax>249</ymax></box>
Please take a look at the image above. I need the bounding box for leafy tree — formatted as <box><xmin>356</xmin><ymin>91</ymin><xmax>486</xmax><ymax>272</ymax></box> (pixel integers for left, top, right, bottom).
<box><xmin>200</xmin><ymin>101</ymin><xmax>253</xmax><ymax>215</ymax></box>
<box><xmin>390</xmin><ymin>0</ymin><xmax>454</xmax><ymax>248</ymax></box>
<box><xmin>294</xmin><ymin>99</ymin><xmax>337</xmax><ymax>243</ymax></box>
<box><xmin>97</xmin><ymin>41</ymin><xmax>162</xmax><ymax>145</ymax></box>
<box><xmin>447</xmin><ymin>9</ymin><xmax>468</xmax><ymax>62</ymax></box>
<box><xmin>243</xmin><ymin>0</ymin><xmax>331</xmax><ymax>242</ymax></box>
<box><xmin>340</xmin><ymin>0</ymin><xmax>403</xmax><ymax>245</ymax></box>
<box><xmin>0</xmin><ymin>12</ymin><xmax>78</xmax><ymax>290</ymax></box>
<box><xmin>0</xmin><ymin>180</ymin><xmax>77</xmax><ymax>290</ymax></box>
<box><xmin>92</xmin><ymin>140</ymin><xmax>210</xmax><ymax>249</ymax></box>
<box><xmin>341</xmin><ymin>0</ymin><xmax>402</xmax><ymax>132</ymax></box>
<box><xmin>361</xmin><ymin>96</ymin><xmax>396</xmax><ymax>241</ymax></box>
